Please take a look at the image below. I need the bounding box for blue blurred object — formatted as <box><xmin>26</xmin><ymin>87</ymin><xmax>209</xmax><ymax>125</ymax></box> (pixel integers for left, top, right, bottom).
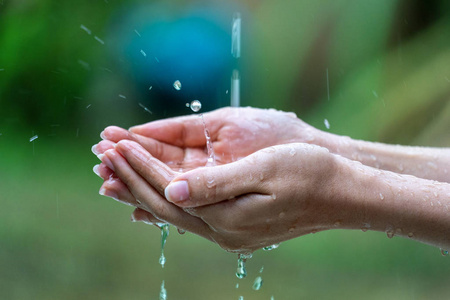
<box><xmin>109</xmin><ymin>1</ymin><xmax>241</xmax><ymax>116</ymax></box>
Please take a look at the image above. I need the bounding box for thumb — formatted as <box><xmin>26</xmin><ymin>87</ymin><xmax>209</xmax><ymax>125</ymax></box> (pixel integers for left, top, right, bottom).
<box><xmin>164</xmin><ymin>157</ymin><xmax>268</xmax><ymax>208</ymax></box>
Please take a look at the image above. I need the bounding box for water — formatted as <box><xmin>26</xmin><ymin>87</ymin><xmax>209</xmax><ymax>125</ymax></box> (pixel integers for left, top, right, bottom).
<box><xmin>324</xmin><ymin>119</ymin><xmax>330</xmax><ymax>129</ymax></box>
<box><xmin>231</xmin><ymin>12</ymin><xmax>241</xmax><ymax>58</ymax></box>
<box><xmin>173</xmin><ymin>80</ymin><xmax>182</xmax><ymax>90</ymax></box>
<box><xmin>159</xmin><ymin>280</ymin><xmax>167</xmax><ymax>300</ymax></box>
<box><xmin>199</xmin><ymin>113</ymin><xmax>215</xmax><ymax>165</ymax></box>
<box><xmin>440</xmin><ymin>249</ymin><xmax>449</xmax><ymax>256</ymax></box>
<box><xmin>158</xmin><ymin>224</ymin><xmax>170</xmax><ymax>268</ymax></box>
<box><xmin>29</xmin><ymin>135</ymin><xmax>38</xmax><ymax>142</ymax></box>
<box><xmin>252</xmin><ymin>276</ymin><xmax>263</xmax><ymax>291</ymax></box>
<box><xmin>263</xmin><ymin>244</ymin><xmax>280</xmax><ymax>251</ymax></box>
<box><xmin>189</xmin><ymin>100</ymin><xmax>202</xmax><ymax>112</ymax></box>
<box><xmin>236</xmin><ymin>253</ymin><xmax>252</xmax><ymax>279</ymax></box>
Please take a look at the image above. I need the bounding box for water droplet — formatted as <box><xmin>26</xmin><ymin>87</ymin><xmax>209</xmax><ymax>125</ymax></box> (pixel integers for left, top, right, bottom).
<box><xmin>379</xmin><ymin>193</ymin><xmax>384</xmax><ymax>200</ymax></box>
<box><xmin>386</xmin><ymin>230</ymin><xmax>394</xmax><ymax>239</ymax></box>
<box><xmin>159</xmin><ymin>280</ymin><xmax>167</xmax><ymax>300</ymax></box>
<box><xmin>238</xmin><ymin>296</ymin><xmax>244</xmax><ymax>300</ymax></box>
<box><xmin>259</xmin><ymin>173</ymin><xmax>264</xmax><ymax>181</ymax></box>
<box><xmin>271</xmin><ymin>194</ymin><xmax>277</xmax><ymax>200</ymax></box>
<box><xmin>263</xmin><ymin>244</ymin><xmax>280</xmax><ymax>251</ymax></box>
<box><xmin>190</xmin><ymin>100</ymin><xmax>202</xmax><ymax>112</ymax></box>
<box><xmin>236</xmin><ymin>257</ymin><xmax>247</xmax><ymax>279</ymax></box>
<box><xmin>159</xmin><ymin>224</ymin><xmax>170</xmax><ymax>268</ymax></box>
<box><xmin>140</xmin><ymin>49</ymin><xmax>147</xmax><ymax>57</ymax></box>
<box><xmin>289</xmin><ymin>148</ymin><xmax>296</xmax><ymax>156</ymax></box>
<box><xmin>252</xmin><ymin>276</ymin><xmax>263</xmax><ymax>291</ymax></box>
<box><xmin>118</xmin><ymin>94</ymin><xmax>127</xmax><ymax>99</ymax></box>
<box><xmin>324</xmin><ymin>119</ymin><xmax>330</xmax><ymax>129</ymax></box>
<box><xmin>206</xmin><ymin>178</ymin><xmax>216</xmax><ymax>188</ymax></box>
<box><xmin>289</xmin><ymin>227</ymin><xmax>295</xmax><ymax>233</ymax></box>
<box><xmin>177</xmin><ymin>227</ymin><xmax>186</xmax><ymax>235</ymax></box>
<box><xmin>259</xmin><ymin>266</ymin><xmax>264</xmax><ymax>273</ymax></box>
<box><xmin>271</xmin><ymin>296</ymin><xmax>275</xmax><ymax>300</ymax></box>
<box><xmin>235</xmin><ymin>283</ymin><xmax>239</xmax><ymax>289</ymax></box>
<box><xmin>440</xmin><ymin>248</ymin><xmax>449</xmax><ymax>256</ymax></box>
<box><xmin>173</xmin><ymin>80</ymin><xmax>182</xmax><ymax>90</ymax></box>
<box><xmin>407</xmin><ymin>232</ymin><xmax>414</xmax><ymax>238</ymax></box>
<box><xmin>29</xmin><ymin>135</ymin><xmax>38</xmax><ymax>142</ymax></box>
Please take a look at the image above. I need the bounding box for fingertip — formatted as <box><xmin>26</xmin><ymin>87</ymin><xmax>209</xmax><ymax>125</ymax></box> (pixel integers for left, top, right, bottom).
<box><xmin>165</xmin><ymin>180</ymin><xmax>190</xmax><ymax>204</ymax></box>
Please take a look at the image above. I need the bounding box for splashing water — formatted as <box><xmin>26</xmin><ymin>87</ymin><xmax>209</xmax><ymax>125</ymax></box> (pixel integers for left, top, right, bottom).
<box><xmin>263</xmin><ymin>244</ymin><xmax>280</xmax><ymax>251</ymax></box>
<box><xmin>159</xmin><ymin>280</ymin><xmax>167</xmax><ymax>300</ymax></box>
<box><xmin>198</xmin><ymin>113</ymin><xmax>215</xmax><ymax>166</ymax></box>
<box><xmin>158</xmin><ymin>224</ymin><xmax>170</xmax><ymax>268</ymax></box>
<box><xmin>252</xmin><ymin>276</ymin><xmax>263</xmax><ymax>291</ymax></box>
<box><xmin>173</xmin><ymin>80</ymin><xmax>182</xmax><ymax>90</ymax></box>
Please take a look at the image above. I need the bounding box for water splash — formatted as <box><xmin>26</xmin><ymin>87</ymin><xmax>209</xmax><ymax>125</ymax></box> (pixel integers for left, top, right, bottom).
<box><xmin>158</xmin><ymin>224</ymin><xmax>170</xmax><ymax>268</ymax></box>
<box><xmin>159</xmin><ymin>280</ymin><xmax>167</xmax><ymax>300</ymax></box>
<box><xmin>199</xmin><ymin>114</ymin><xmax>215</xmax><ymax>166</ymax></box>
<box><xmin>252</xmin><ymin>276</ymin><xmax>263</xmax><ymax>291</ymax></box>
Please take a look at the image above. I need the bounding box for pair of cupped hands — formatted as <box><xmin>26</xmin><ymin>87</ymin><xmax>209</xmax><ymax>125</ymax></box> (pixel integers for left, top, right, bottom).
<box><xmin>93</xmin><ymin>107</ymin><xmax>341</xmax><ymax>253</ymax></box>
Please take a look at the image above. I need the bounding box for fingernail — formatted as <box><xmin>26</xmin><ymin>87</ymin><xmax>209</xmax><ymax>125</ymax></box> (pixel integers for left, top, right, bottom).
<box><xmin>93</xmin><ymin>164</ymin><xmax>100</xmax><ymax>176</ymax></box>
<box><xmin>100</xmin><ymin>130</ymin><xmax>107</xmax><ymax>140</ymax></box>
<box><xmin>100</xmin><ymin>151</ymin><xmax>115</xmax><ymax>171</ymax></box>
<box><xmin>99</xmin><ymin>187</ymin><xmax>119</xmax><ymax>200</ymax></box>
<box><xmin>91</xmin><ymin>144</ymin><xmax>99</xmax><ymax>155</ymax></box>
<box><xmin>165</xmin><ymin>180</ymin><xmax>189</xmax><ymax>203</ymax></box>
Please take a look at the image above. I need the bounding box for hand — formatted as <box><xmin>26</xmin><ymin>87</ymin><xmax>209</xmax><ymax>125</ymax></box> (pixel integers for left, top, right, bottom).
<box><xmin>96</xmin><ymin>107</ymin><xmax>320</xmax><ymax>171</ymax></box>
<box><xmin>97</xmin><ymin>140</ymin><xmax>341</xmax><ymax>253</ymax></box>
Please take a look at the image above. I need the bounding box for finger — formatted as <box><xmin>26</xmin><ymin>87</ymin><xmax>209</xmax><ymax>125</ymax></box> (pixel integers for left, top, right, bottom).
<box><xmin>131</xmin><ymin>208</ymin><xmax>163</xmax><ymax>225</ymax></box>
<box><xmin>92</xmin><ymin>140</ymin><xmax>116</xmax><ymax>156</ymax></box>
<box><xmin>129</xmin><ymin>112</ymin><xmax>220</xmax><ymax>148</ymax></box>
<box><xmin>164</xmin><ymin>153</ymin><xmax>270</xmax><ymax>207</ymax></box>
<box><xmin>114</xmin><ymin>140</ymin><xmax>177</xmax><ymax>196</ymax></box>
<box><xmin>93</xmin><ymin>163</ymin><xmax>114</xmax><ymax>180</ymax></box>
<box><xmin>101</xmin><ymin>126</ymin><xmax>185</xmax><ymax>163</ymax></box>
<box><xmin>99</xmin><ymin>176</ymin><xmax>140</xmax><ymax>207</ymax></box>
<box><xmin>102</xmin><ymin>148</ymin><xmax>212</xmax><ymax>237</ymax></box>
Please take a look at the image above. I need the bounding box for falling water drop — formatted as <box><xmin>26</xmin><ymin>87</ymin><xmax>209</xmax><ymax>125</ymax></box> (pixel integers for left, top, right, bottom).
<box><xmin>158</xmin><ymin>224</ymin><xmax>170</xmax><ymax>268</ymax></box>
<box><xmin>252</xmin><ymin>276</ymin><xmax>263</xmax><ymax>291</ymax></box>
<box><xmin>236</xmin><ymin>253</ymin><xmax>252</xmax><ymax>279</ymax></box>
<box><xmin>190</xmin><ymin>100</ymin><xmax>202</xmax><ymax>112</ymax></box>
<box><xmin>386</xmin><ymin>230</ymin><xmax>394</xmax><ymax>239</ymax></box>
<box><xmin>263</xmin><ymin>244</ymin><xmax>280</xmax><ymax>251</ymax></box>
<box><xmin>159</xmin><ymin>280</ymin><xmax>167</xmax><ymax>300</ymax></box>
<box><xmin>324</xmin><ymin>119</ymin><xmax>330</xmax><ymax>129</ymax></box>
<box><xmin>440</xmin><ymin>249</ymin><xmax>449</xmax><ymax>256</ymax></box>
<box><xmin>173</xmin><ymin>80</ymin><xmax>182</xmax><ymax>90</ymax></box>
<box><xmin>238</xmin><ymin>296</ymin><xmax>244</xmax><ymax>300</ymax></box>
<box><xmin>177</xmin><ymin>227</ymin><xmax>186</xmax><ymax>235</ymax></box>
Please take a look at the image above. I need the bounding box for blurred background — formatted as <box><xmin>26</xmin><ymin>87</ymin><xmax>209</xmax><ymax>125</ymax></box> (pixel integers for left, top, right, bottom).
<box><xmin>1</xmin><ymin>0</ymin><xmax>450</xmax><ymax>299</ymax></box>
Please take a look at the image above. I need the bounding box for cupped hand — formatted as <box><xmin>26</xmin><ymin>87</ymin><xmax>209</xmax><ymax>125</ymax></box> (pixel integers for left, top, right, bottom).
<box><xmin>98</xmin><ymin>139</ymin><xmax>342</xmax><ymax>253</ymax></box>
<box><xmin>97</xmin><ymin>107</ymin><xmax>319</xmax><ymax>171</ymax></box>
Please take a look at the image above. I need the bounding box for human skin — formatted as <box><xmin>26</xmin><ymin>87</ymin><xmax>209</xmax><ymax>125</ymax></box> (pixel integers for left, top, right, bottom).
<box><xmin>93</xmin><ymin>107</ymin><xmax>450</xmax><ymax>253</ymax></box>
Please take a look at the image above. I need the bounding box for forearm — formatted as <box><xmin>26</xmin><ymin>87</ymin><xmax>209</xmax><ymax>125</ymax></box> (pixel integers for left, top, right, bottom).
<box><xmin>332</xmin><ymin>155</ymin><xmax>450</xmax><ymax>250</ymax></box>
<box><xmin>315</xmin><ymin>130</ymin><xmax>450</xmax><ymax>183</ymax></box>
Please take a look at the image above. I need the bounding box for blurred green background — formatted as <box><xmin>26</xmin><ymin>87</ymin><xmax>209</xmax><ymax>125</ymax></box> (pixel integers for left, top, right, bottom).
<box><xmin>1</xmin><ymin>0</ymin><xmax>449</xmax><ymax>299</ymax></box>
